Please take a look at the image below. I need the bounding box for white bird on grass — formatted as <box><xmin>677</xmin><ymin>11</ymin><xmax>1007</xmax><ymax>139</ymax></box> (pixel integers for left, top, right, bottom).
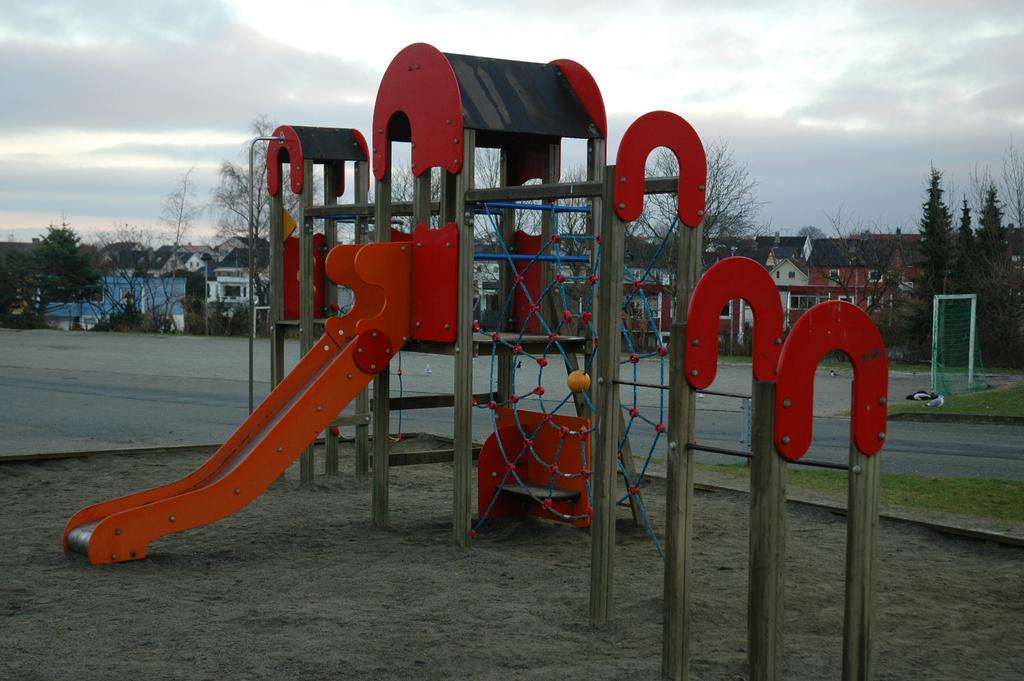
<box><xmin>925</xmin><ymin>394</ymin><xmax>945</xmax><ymax>407</ymax></box>
<box><xmin>906</xmin><ymin>390</ymin><xmax>937</xmax><ymax>401</ymax></box>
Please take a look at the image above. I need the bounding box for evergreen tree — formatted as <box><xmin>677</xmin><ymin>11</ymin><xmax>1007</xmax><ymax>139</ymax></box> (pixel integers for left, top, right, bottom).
<box><xmin>912</xmin><ymin>167</ymin><xmax>955</xmax><ymax>350</ymax></box>
<box><xmin>918</xmin><ymin>167</ymin><xmax>954</xmax><ymax>298</ymax></box>
<box><xmin>976</xmin><ymin>184</ymin><xmax>1008</xmax><ymax>262</ymax></box>
<box><xmin>29</xmin><ymin>225</ymin><xmax>101</xmax><ymax>317</ymax></box>
<box><xmin>972</xmin><ymin>184</ymin><xmax>1021</xmax><ymax>366</ymax></box>
<box><xmin>951</xmin><ymin>197</ymin><xmax>974</xmax><ymax>292</ymax></box>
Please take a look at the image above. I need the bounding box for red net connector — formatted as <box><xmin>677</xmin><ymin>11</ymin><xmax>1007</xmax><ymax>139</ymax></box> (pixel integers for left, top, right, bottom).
<box><xmin>542</xmin><ymin>498</ymin><xmax>554</xmax><ymax>510</ymax></box>
<box><xmin>524</xmin><ymin>438</ymin><xmax>534</xmax><ymax>448</ymax></box>
<box><xmin>513</xmin><ymin>344</ymin><xmax>523</xmax><ymax>355</ymax></box>
<box><xmin>578</xmin><ymin>426</ymin><xmax>590</xmax><ymax>438</ymax></box>
<box><xmin>581</xmin><ymin>311</ymin><xmax>593</xmax><ymax>323</ymax></box>
<box><xmin>548</xmin><ymin>333</ymin><xmax>560</xmax><ymax>342</ymax></box>
<box><xmin>656</xmin><ymin>345</ymin><xmax>668</xmax><ymax>357</ymax></box>
<box><xmin>514</xmin><ymin>274</ymin><xmax>524</xmax><ymax>284</ymax></box>
<box><xmin>533</xmin><ymin>386</ymin><xmax>545</xmax><ymax>396</ymax></box>
<box><xmin>470</xmin><ymin>530</ymin><xmax>478</xmax><ymax>539</ymax></box>
<box><xmin>330</xmin><ymin>302</ymin><xmax>341</xmax><ymax>312</ymax></box>
<box><xmin>488</xmin><ymin>400</ymin><xmax>497</xmax><ymax>410</ymax></box>
<box><xmin>330</xmin><ymin>426</ymin><xmax>340</xmax><ymax>437</ymax></box>
<box><xmin>549</xmin><ymin>464</ymin><xmax>559</xmax><ymax>475</ymax></box>
<box><xmin>629</xmin><ymin>353</ymin><xmax>640</xmax><ymax>364</ymax></box>
<box><xmin>472</xmin><ymin>320</ymin><xmax>481</xmax><ymax>331</ymax></box>
<box><xmin>562</xmin><ymin>310</ymin><xmax>573</xmax><ymax>323</ymax></box>
<box><xmin>595</xmin><ymin>235</ymin><xmax>602</xmax><ymax>245</ymax></box>
<box><xmin>588</xmin><ymin>274</ymin><xmax>599</xmax><ymax>285</ymax></box>
<box><xmin>529</xmin><ymin>304</ymin><xmax>539</xmax><ymax>314</ymax></box>
<box><xmin>536</xmin><ymin>357</ymin><xmax>548</xmax><ymax>367</ymax></box>
<box><xmin>628</xmin><ymin>485</ymin><xmax>640</xmax><ymax>496</ymax></box>
<box><xmin>629</xmin><ymin>407</ymin><xmax>640</xmax><ymax>418</ymax></box>
<box><xmin>616</xmin><ymin>451</ymin><xmax>623</xmax><ymax>460</ymax></box>
<box><xmin>506</xmin><ymin>462</ymin><xmax>517</xmax><ymax>473</ymax></box>
<box><xmin>492</xmin><ymin>332</ymin><xmax>502</xmax><ymax>342</ymax></box>
<box><xmin>655</xmin><ymin>423</ymin><xmax>668</xmax><ymax>433</ymax></box>
<box><xmin>581</xmin><ymin>468</ymin><xmax>591</xmax><ymax>480</ymax></box>
<box><xmin>551</xmin><ymin>234</ymin><xmax>561</xmax><ymax>243</ymax></box>
<box><xmin>555</xmin><ymin>273</ymin><xmax>567</xmax><ymax>283</ymax></box>
<box><xmin>510</xmin><ymin>394</ymin><xmax>520</xmax><ymax>404</ymax></box>
<box><xmin>471</xmin><ymin>398</ymin><xmax>478</xmax><ymax>406</ymax></box>
<box><xmin>632</xmin><ymin>280</ymin><xmax>644</xmax><ymax>290</ymax></box>
<box><xmin>559</xmin><ymin>426</ymin><xmax>570</xmax><ymax>438</ymax></box>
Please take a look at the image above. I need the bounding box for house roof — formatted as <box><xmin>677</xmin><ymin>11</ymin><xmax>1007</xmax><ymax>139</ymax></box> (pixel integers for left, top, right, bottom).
<box><xmin>0</xmin><ymin>240</ymin><xmax>39</xmax><ymax>259</ymax></box>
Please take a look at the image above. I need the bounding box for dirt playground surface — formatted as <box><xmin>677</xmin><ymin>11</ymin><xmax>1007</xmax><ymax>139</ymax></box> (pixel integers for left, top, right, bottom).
<box><xmin>3</xmin><ymin>438</ymin><xmax>1022</xmax><ymax>680</ymax></box>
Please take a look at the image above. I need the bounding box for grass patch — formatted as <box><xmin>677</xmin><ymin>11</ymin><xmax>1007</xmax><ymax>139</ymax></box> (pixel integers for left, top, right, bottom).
<box><xmin>700</xmin><ymin>463</ymin><xmax>1024</xmax><ymax>524</ymax></box>
<box><xmin>888</xmin><ymin>381</ymin><xmax>1024</xmax><ymax>418</ymax></box>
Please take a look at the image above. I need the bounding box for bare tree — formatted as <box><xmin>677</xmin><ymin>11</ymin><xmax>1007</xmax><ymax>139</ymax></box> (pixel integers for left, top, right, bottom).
<box><xmin>1002</xmin><ymin>140</ymin><xmax>1024</xmax><ymax>228</ymax></box>
<box><xmin>210</xmin><ymin>116</ymin><xmax>320</xmax><ymax>306</ymax></box>
<box><xmin>160</xmin><ymin>167</ymin><xmax>202</xmax><ymax>273</ymax></box>
<box><xmin>823</xmin><ymin>209</ymin><xmax>908</xmax><ymax>317</ymax></box>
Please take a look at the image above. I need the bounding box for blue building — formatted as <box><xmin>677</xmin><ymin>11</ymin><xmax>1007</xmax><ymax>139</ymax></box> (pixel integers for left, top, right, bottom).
<box><xmin>45</xmin><ymin>275</ymin><xmax>187</xmax><ymax>331</ymax></box>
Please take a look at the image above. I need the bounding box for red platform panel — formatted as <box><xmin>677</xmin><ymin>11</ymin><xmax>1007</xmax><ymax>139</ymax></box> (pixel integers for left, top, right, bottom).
<box><xmin>614</xmin><ymin>111</ymin><xmax>706</xmax><ymax>227</ymax></box>
<box><xmin>774</xmin><ymin>301</ymin><xmax>888</xmax><ymax>460</ymax></box>
<box><xmin>410</xmin><ymin>223</ymin><xmax>458</xmax><ymax>343</ymax></box>
<box><xmin>477</xmin><ymin>408</ymin><xmax>592</xmax><ymax>528</ymax></box>
<box><xmin>390</xmin><ymin>227</ymin><xmax>412</xmax><ymax>243</ymax></box>
<box><xmin>513</xmin><ymin>231</ymin><xmax>544</xmax><ymax>334</ymax></box>
<box><xmin>283</xmin><ymin>233</ymin><xmax>326</xmax><ymax>320</ymax></box>
<box><xmin>685</xmin><ymin>257</ymin><xmax>784</xmax><ymax>389</ymax></box>
<box><xmin>372</xmin><ymin>43</ymin><xmax>464</xmax><ymax>181</ymax></box>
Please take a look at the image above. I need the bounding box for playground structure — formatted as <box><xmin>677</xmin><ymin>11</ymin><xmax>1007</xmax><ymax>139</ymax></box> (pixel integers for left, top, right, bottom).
<box><xmin>62</xmin><ymin>43</ymin><xmax>889</xmax><ymax>681</ymax></box>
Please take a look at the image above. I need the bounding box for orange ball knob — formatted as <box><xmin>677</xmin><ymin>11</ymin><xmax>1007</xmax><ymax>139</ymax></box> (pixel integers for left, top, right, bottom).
<box><xmin>567</xmin><ymin>370</ymin><xmax>591</xmax><ymax>393</ymax></box>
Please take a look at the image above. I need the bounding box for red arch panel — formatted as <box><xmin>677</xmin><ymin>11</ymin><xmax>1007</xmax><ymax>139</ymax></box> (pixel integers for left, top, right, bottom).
<box><xmin>613</xmin><ymin>111</ymin><xmax>706</xmax><ymax>227</ymax></box>
<box><xmin>372</xmin><ymin>43</ymin><xmax>464</xmax><ymax>181</ymax></box>
<box><xmin>774</xmin><ymin>301</ymin><xmax>888</xmax><ymax>460</ymax></box>
<box><xmin>685</xmin><ymin>257</ymin><xmax>784</xmax><ymax>389</ymax></box>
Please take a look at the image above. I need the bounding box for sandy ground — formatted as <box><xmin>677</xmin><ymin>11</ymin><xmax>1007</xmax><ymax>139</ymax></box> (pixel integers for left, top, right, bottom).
<box><xmin>2</xmin><ymin>439</ymin><xmax>1023</xmax><ymax>681</ymax></box>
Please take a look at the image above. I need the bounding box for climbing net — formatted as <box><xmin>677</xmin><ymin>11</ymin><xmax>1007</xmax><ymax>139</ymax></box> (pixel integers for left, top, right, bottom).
<box><xmin>470</xmin><ymin>198</ymin><xmax>679</xmax><ymax>556</ymax></box>
<box><xmin>473</xmin><ymin>202</ymin><xmax>599</xmax><ymax>530</ymax></box>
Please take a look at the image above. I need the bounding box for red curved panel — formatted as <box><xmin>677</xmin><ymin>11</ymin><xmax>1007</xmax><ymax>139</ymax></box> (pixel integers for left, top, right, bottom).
<box><xmin>351</xmin><ymin>129</ymin><xmax>370</xmax><ymax>193</ymax></box>
<box><xmin>774</xmin><ymin>301</ymin><xmax>888</xmax><ymax>460</ymax></box>
<box><xmin>372</xmin><ymin>43</ymin><xmax>464</xmax><ymax>180</ymax></box>
<box><xmin>613</xmin><ymin>111</ymin><xmax>706</xmax><ymax>227</ymax></box>
<box><xmin>267</xmin><ymin>125</ymin><xmax>303</xmax><ymax>197</ymax></box>
<box><xmin>549</xmin><ymin>58</ymin><xmax>607</xmax><ymax>142</ymax></box>
<box><xmin>685</xmin><ymin>257</ymin><xmax>784</xmax><ymax>389</ymax></box>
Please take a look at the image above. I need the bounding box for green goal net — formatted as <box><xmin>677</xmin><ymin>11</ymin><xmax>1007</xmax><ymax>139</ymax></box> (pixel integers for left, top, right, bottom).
<box><xmin>931</xmin><ymin>294</ymin><xmax>991</xmax><ymax>395</ymax></box>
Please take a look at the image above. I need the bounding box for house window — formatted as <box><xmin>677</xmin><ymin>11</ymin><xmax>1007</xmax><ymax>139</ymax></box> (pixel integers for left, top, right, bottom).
<box><xmin>775</xmin><ymin>270</ymin><xmax>780</xmax><ymax>278</ymax></box>
<box><xmin>119</xmin><ymin>288</ymin><xmax>135</xmax><ymax>304</ymax></box>
<box><xmin>788</xmin><ymin>271</ymin><xmax>796</xmax><ymax>279</ymax></box>
<box><xmin>223</xmin><ymin>285</ymin><xmax>242</xmax><ymax>298</ymax></box>
<box><xmin>828</xmin><ymin>269</ymin><xmax>840</xmax><ymax>281</ymax></box>
<box><xmin>869</xmin><ymin>270</ymin><xmax>881</xmax><ymax>282</ymax></box>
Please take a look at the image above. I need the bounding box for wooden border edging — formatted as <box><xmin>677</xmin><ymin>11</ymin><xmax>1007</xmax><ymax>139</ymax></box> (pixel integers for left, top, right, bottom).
<box><xmin>687</xmin><ymin>480</ymin><xmax>1024</xmax><ymax>549</ymax></box>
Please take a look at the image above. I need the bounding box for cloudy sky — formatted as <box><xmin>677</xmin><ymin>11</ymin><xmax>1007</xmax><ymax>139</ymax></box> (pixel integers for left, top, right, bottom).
<box><xmin>1</xmin><ymin>0</ymin><xmax>1021</xmax><ymax>242</ymax></box>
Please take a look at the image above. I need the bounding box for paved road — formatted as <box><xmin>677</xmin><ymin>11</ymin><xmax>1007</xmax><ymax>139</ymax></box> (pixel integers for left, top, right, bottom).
<box><xmin>1</xmin><ymin>329</ymin><xmax>1021</xmax><ymax>479</ymax></box>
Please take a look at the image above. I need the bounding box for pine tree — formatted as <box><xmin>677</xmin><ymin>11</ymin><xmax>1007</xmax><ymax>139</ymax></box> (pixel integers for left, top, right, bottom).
<box><xmin>918</xmin><ymin>167</ymin><xmax>954</xmax><ymax>299</ymax></box>
<box><xmin>951</xmin><ymin>197</ymin><xmax>974</xmax><ymax>292</ymax></box>
<box><xmin>31</xmin><ymin>225</ymin><xmax>101</xmax><ymax>317</ymax></box>
<box><xmin>976</xmin><ymin>184</ymin><xmax>1008</xmax><ymax>262</ymax></box>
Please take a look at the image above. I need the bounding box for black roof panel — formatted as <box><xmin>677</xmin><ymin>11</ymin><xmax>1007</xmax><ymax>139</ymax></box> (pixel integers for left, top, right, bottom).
<box><xmin>443</xmin><ymin>53</ymin><xmax>600</xmax><ymax>140</ymax></box>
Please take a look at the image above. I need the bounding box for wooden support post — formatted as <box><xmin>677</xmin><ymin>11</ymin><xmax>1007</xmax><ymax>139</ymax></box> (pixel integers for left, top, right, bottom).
<box><xmin>269</xmin><ymin>191</ymin><xmax>285</xmax><ymax>388</ymax></box>
<box><xmin>371</xmin><ymin>165</ymin><xmax>392</xmax><ymax>527</ymax></box>
<box><xmin>324</xmin><ymin>163</ymin><xmax>341</xmax><ymax>476</ymax></box>
<box><xmin>453</xmin><ymin>129</ymin><xmax>476</xmax><ymax>548</ymax></box>
<box><xmin>496</xmin><ymin>150</ymin><xmax>514</xmax><ymax>403</ymax></box>
<box><xmin>299</xmin><ymin>159</ymin><xmax>316</xmax><ymax>485</ymax></box>
<box><xmin>662</xmin><ymin>223</ymin><xmax>702</xmax><ymax>681</ymax></box>
<box><xmin>590</xmin><ymin>169</ymin><xmax>621</xmax><ymax>626</ymax></box>
<box><xmin>843</xmin><ymin>412</ymin><xmax>880</xmax><ymax>681</ymax></box>
<box><xmin>353</xmin><ymin>159</ymin><xmax>371</xmax><ymax>481</ymax></box>
<box><xmin>747</xmin><ymin>379</ymin><xmax>786</xmax><ymax>681</ymax></box>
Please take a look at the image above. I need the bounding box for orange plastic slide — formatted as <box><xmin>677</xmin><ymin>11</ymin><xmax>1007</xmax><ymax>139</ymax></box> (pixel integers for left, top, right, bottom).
<box><xmin>62</xmin><ymin>242</ymin><xmax>410</xmax><ymax>565</ymax></box>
